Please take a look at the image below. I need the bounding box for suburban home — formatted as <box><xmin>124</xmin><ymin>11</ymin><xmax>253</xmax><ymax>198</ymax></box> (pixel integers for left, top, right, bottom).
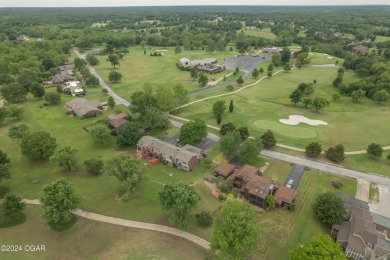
<box><xmin>106</xmin><ymin>113</ymin><xmax>130</xmax><ymax>133</ymax></box>
<box><xmin>136</xmin><ymin>136</ymin><xmax>200</xmax><ymax>171</ymax></box>
<box><xmin>50</xmin><ymin>73</ymin><xmax>74</xmax><ymax>84</ymax></box>
<box><xmin>352</xmin><ymin>45</ymin><xmax>369</xmax><ymax>54</ymax></box>
<box><xmin>262</xmin><ymin>47</ymin><xmax>281</xmax><ymax>54</ymax></box>
<box><xmin>63</xmin><ymin>81</ymin><xmax>84</xmax><ymax>96</ymax></box>
<box><xmin>331</xmin><ymin>206</ymin><xmax>390</xmax><ymax>260</ymax></box>
<box><xmin>214</xmin><ymin>163</ymin><xmax>236</xmax><ymax>179</ymax></box>
<box><xmin>65</xmin><ymin>98</ymin><xmax>102</xmax><ymax>119</ymax></box>
<box><xmin>226</xmin><ymin>163</ymin><xmax>297</xmax><ymax>209</ymax></box>
<box><xmin>91</xmin><ymin>50</ymin><xmax>102</xmax><ymax>55</ymax></box>
<box><xmin>59</xmin><ymin>64</ymin><xmax>74</xmax><ymax>74</ymax></box>
<box><xmin>179</xmin><ymin>57</ymin><xmax>222</xmax><ymax>72</ymax></box>
<box><xmin>182</xmin><ymin>144</ymin><xmax>204</xmax><ymax>160</ymax></box>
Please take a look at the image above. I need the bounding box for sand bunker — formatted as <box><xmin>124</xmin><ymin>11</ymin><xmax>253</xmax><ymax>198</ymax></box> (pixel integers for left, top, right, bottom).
<box><xmin>279</xmin><ymin>115</ymin><xmax>328</xmax><ymax>126</ymax></box>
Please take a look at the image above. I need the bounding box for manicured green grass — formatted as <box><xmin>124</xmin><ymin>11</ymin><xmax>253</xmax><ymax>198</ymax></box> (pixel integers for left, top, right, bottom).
<box><xmin>374</xmin><ymin>35</ymin><xmax>390</xmax><ymax>43</ymax></box>
<box><xmin>0</xmin><ymin>206</ymin><xmax>208</xmax><ymax>259</ymax></box>
<box><xmin>256</xmin><ymin>169</ymin><xmax>356</xmax><ymax>259</ymax></box>
<box><xmin>47</xmin><ymin>215</ymin><xmax>79</xmax><ymax>232</ymax></box>
<box><xmin>253</xmin><ymin>120</ymin><xmax>318</xmax><ymax>138</ymax></box>
<box><xmin>240</xmin><ymin>29</ymin><xmax>277</xmax><ymax>40</ymax></box>
<box><xmin>91</xmin><ymin>46</ymin><xmax>236</xmax><ymax>100</ymax></box>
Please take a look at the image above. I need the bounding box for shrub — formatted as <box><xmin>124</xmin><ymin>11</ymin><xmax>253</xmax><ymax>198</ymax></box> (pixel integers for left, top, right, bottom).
<box><xmin>218</xmin><ymin>194</ymin><xmax>226</xmax><ymax>201</ymax></box>
<box><xmin>217</xmin><ymin>180</ymin><xmax>232</xmax><ymax>193</ymax></box>
<box><xmin>196</xmin><ymin>211</ymin><xmax>213</xmax><ymax>226</ymax></box>
<box><xmin>84</xmin><ymin>158</ymin><xmax>104</xmax><ymax>175</ymax></box>
<box><xmin>332</xmin><ymin>180</ymin><xmax>343</xmax><ymax>189</ymax></box>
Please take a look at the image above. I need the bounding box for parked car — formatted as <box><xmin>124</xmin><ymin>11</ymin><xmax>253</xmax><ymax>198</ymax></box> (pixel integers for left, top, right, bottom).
<box><xmin>286</xmin><ymin>179</ymin><xmax>294</xmax><ymax>188</ymax></box>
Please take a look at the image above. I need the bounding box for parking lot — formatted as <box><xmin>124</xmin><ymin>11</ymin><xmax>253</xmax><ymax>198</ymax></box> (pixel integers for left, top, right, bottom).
<box><xmin>221</xmin><ymin>54</ymin><xmax>271</xmax><ymax>73</ymax></box>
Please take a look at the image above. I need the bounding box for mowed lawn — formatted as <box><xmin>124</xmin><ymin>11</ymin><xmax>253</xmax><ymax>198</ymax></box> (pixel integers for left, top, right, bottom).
<box><xmin>0</xmin><ymin>92</ymin><xmax>220</xmax><ymax>240</ymax></box>
<box><xmin>174</xmin><ymin>57</ymin><xmax>390</xmax><ymax>151</ymax></box>
<box><xmin>91</xmin><ymin>46</ymin><xmax>237</xmax><ymax>100</ymax></box>
<box><xmin>240</xmin><ymin>28</ymin><xmax>277</xmax><ymax>40</ymax></box>
<box><xmin>256</xmin><ymin>169</ymin><xmax>357</xmax><ymax>260</ymax></box>
<box><xmin>0</xmin><ymin>206</ymin><xmax>208</xmax><ymax>260</ymax></box>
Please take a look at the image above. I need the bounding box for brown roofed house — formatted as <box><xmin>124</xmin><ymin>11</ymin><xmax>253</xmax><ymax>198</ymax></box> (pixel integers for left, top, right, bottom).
<box><xmin>274</xmin><ymin>186</ymin><xmax>296</xmax><ymax>209</ymax></box>
<box><xmin>107</xmin><ymin>113</ymin><xmax>130</xmax><ymax>133</ymax></box>
<box><xmin>352</xmin><ymin>45</ymin><xmax>369</xmax><ymax>54</ymax></box>
<box><xmin>65</xmin><ymin>98</ymin><xmax>102</xmax><ymax>119</ymax></box>
<box><xmin>214</xmin><ymin>163</ymin><xmax>236</xmax><ymax>179</ymax></box>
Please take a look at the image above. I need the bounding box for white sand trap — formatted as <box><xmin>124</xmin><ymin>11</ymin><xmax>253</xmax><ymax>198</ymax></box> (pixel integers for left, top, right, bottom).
<box><xmin>279</xmin><ymin>115</ymin><xmax>328</xmax><ymax>126</ymax></box>
<box><xmin>327</xmin><ymin>56</ymin><xmax>333</xmax><ymax>59</ymax></box>
<box><xmin>309</xmin><ymin>53</ymin><xmax>314</xmax><ymax>56</ymax></box>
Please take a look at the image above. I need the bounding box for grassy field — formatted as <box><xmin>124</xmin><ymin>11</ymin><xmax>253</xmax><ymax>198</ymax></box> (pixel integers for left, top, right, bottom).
<box><xmin>240</xmin><ymin>28</ymin><xmax>277</xmax><ymax>40</ymax></box>
<box><xmin>91</xmin><ymin>46</ymin><xmax>237</xmax><ymax>100</ymax></box>
<box><xmin>174</xmin><ymin>53</ymin><xmax>390</xmax><ymax>151</ymax></box>
<box><xmin>0</xmin><ymin>206</ymin><xmax>208</xmax><ymax>260</ymax></box>
<box><xmin>374</xmin><ymin>35</ymin><xmax>390</xmax><ymax>43</ymax></box>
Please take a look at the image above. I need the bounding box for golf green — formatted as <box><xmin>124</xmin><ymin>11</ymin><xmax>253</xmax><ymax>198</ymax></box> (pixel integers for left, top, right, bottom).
<box><xmin>253</xmin><ymin>120</ymin><xmax>318</xmax><ymax>138</ymax></box>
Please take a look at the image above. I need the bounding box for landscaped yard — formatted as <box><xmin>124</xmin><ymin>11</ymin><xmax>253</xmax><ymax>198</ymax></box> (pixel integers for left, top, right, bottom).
<box><xmin>0</xmin><ymin>206</ymin><xmax>208</xmax><ymax>260</ymax></box>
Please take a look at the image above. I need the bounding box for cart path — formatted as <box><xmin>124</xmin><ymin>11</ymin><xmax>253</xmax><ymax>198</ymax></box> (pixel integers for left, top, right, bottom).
<box><xmin>8</xmin><ymin>199</ymin><xmax>210</xmax><ymax>250</ymax></box>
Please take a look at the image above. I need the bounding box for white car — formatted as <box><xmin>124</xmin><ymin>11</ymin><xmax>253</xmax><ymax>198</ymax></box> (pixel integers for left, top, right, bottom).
<box><xmin>286</xmin><ymin>179</ymin><xmax>293</xmax><ymax>188</ymax></box>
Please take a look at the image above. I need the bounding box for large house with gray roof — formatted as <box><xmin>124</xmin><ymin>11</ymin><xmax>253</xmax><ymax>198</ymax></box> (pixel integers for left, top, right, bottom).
<box><xmin>136</xmin><ymin>136</ymin><xmax>200</xmax><ymax>171</ymax></box>
<box><xmin>65</xmin><ymin>98</ymin><xmax>102</xmax><ymax>119</ymax></box>
<box><xmin>179</xmin><ymin>57</ymin><xmax>222</xmax><ymax>72</ymax></box>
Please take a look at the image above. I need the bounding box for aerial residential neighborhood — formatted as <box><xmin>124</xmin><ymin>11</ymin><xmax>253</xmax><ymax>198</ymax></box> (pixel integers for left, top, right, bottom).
<box><xmin>0</xmin><ymin>3</ymin><xmax>390</xmax><ymax>260</ymax></box>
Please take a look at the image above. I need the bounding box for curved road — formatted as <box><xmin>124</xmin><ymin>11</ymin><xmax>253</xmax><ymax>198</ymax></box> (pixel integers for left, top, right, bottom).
<box><xmin>11</xmin><ymin>199</ymin><xmax>210</xmax><ymax>250</ymax></box>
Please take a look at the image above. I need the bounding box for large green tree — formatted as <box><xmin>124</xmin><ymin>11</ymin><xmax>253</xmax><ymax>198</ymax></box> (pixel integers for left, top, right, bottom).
<box><xmin>44</xmin><ymin>92</ymin><xmax>61</xmax><ymax>105</ymax></box>
<box><xmin>211</xmin><ymin>200</ymin><xmax>260</xmax><ymax>260</ymax></box>
<box><xmin>50</xmin><ymin>146</ymin><xmax>78</xmax><ymax>171</ymax></box>
<box><xmin>84</xmin><ymin>158</ymin><xmax>104</xmax><ymax>175</ymax></box>
<box><xmin>40</xmin><ymin>178</ymin><xmax>81</xmax><ymax>223</ymax></box>
<box><xmin>313</xmin><ymin>191</ymin><xmax>345</xmax><ymax>226</ymax></box>
<box><xmin>305</xmin><ymin>142</ymin><xmax>322</xmax><ymax>158</ymax></box>
<box><xmin>116</xmin><ymin>122</ymin><xmax>142</xmax><ymax>145</ymax></box>
<box><xmin>143</xmin><ymin>107</ymin><xmax>170</xmax><ymax>128</ymax></box>
<box><xmin>312</xmin><ymin>96</ymin><xmax>330</xmax><ymax>112</ymax></box>
<box><xmin>351</xmin><ymin>89</ymin><xmax>365</xmax><ymax>102</ymax></box>
<box><xmin>158</xmin><ymin>182</ymin><xmax>200</xmax><ymax>229</ymax></box>
<box><xmin>281</xmin><ymin>47</ymin><xmax>291</xmax><ymax>63</ymax></box>
<box><xmin>89</xmin><ymin>125</ymin><xmax>112</xmax><ymax>145</ymax></box>
<box><xmin>7</xmin><ymin>105</ymin><xmax>24</xmax><ymax>120</ymax></box>
<box><xmin>179</xmin><ymin>119</ymin><xmax>207</xmax><ymax>145</ymax></box>
<box><xmin>29</xmin><ymin>83</ymin><xmax>45</xmax><ymax>99</ymax></box>
<box><xmin>2</xmin><ymin>194</ymin><xmax>26</xmax><ymax>218</ymax></box>
<box><xmin>105</xmin><ymin>153</ymin><xmax>144</xmax><ymax>195</ymax></box>
<box><xmin>372</xmin><ymin>90</ymin><xmax>389</xmax><ymax>103</ymax></box>
<box><xmin>260</xmin><ymin>130</ymin><xmax>277</xmax><ymax>148</ymax></box>
<box><xmin>0</xmin><ymin>107</ymin><xmax>7</xmax><ymax>125</ymax></box>
<box><xmin>20</xmin><ymin>131</ymin><xmax>57</xmax><ymax>160</ymax></box>
<box><xmin>0</xmin><ymin>164</ymin><xmax>11</xmax><ymax>182</ymax></box>
<box><xmin>325</xmin><ymin>144</ymin><xmax>345</xmax><ymax>163</ymax></box>
<box><xmin>366</xmin><ymin>143</ymin><xmax>383</xmax><ymax>159</ymax></box>
<box><xmin>173</xmin><ymin>83</ymin><xmax>189</xmax><ymax>108</ymax></box>
<box><xmin>108</xmin><ymin>71</ymin><xmax>122</xmax><ymax>82</ymax></box>
<box><xmin>289</xmin><ymin>235</ymin><xmax>346</xmax><ymax>260</ymax></box>
<box><xmin>289</xmin><ymin>89</ymin><xmax>303</xmax><ymax>105</ymax></box>
<box><xmin>8</xmin><ymin>124</ymin><xmax>29</xmax><ymax>141</ymax></box>
<box><xmin>0</xmin><ymin>150</ymin><xmax>10</xmax><ymax>165</ymax></box>
<box><xmin>212</xmin><ymin>100</ymin><xmax>226</xmax><ymax>119</ymax></box>
<box><xmin>220</xmin><ymin>130</ymin><xmax>241</xmax><ymax>157</ymax></box>
<box><xmin>130</xmin><ymin>91</ymin><xmax>159</xmax><ymax>116</ymax></box>
<box><xmin>239</xmin><ymin>138</ymin><xmax>261</xmax><ymax>163</ymax></box>
<box><xmin>220</xmin><ymin>122</ymin><xmax>236</xmax><ymax>136</ymax></box>
<box><xmin>198</xmin><ymin>73</ymin><xmax>208</xmax><ymax>87</ymax></box>
<box><xmin>1</xmin><ymin>84</ymin><xmax>27</xmax><ymax>103</ymax></box>
<box><xmin>106</xmin><ymin>54</ymin><xmax>120</xmax><ymax>68</ymax></box>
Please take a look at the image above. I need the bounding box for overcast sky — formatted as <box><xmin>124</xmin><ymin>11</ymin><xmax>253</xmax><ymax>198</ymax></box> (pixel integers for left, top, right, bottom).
<box><xmin>0</xmin><ymin>0</ymin><xmax>388</xmax><ymax>8</ymax></box>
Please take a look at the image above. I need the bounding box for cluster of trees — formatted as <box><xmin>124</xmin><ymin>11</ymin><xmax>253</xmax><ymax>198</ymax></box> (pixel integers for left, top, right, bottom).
<box><xmin>180</xmin><ymin>119</ymin><xmax>208</xmax><ymax>145</ymax></box>
<box><xmin>0</xmin><ymin>105</ymin><xmax>24</xmax><ymax>125</ymax></box>
<box><xmin>290</xmin><ymin>82</ymin><xmax>330</xmax><ymax>112</ymax></box>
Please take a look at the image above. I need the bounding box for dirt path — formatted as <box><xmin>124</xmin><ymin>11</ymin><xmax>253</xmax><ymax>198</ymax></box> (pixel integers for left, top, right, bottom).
<box><xmin>207</xmin><ymin>72</ymin><xmax>233</xmax><ymax>86</ymax></box>
<box><xmin>16</xmin><ymin>199</ymin><xmax>210</xmax><ymax>250</ymax></box>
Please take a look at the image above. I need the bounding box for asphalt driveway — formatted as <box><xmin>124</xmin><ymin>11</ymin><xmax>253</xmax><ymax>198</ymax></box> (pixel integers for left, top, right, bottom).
<box><xmin>283</xmin><ymin>164</ymin><xmax>306</xmax><ymax>190</ymax></box>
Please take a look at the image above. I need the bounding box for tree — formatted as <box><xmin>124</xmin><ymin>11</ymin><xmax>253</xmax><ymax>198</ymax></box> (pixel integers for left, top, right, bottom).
<box><xmin>84</xmin><ymin>158</ymin><xmax>104</xmax><ymax>175</ymax></box>
<box><xmin>236</xmin><ymin>76</ymin><xmax>244</xmax><ymax>85</ymax></box>
<box><xmin>302</xmin><ymin>97</ymin><xmax>312</xmax><ymax>108</ymax></box>
<box><xmin>238</xmin><ymin>127</ymin><xmax>250</xmax><ymax>141</ymax></box>
<box><xmin>44</xmin><ymin>92</ymin><xmax>61</xmax><ymax>105</ymax></box>
<box><xmin>174</xmin><ymin>45</ymin><xmax>182</xmax><ymax>55</ymax></box>
<box><xmin>281</xmin><ymin>47</ymin><xmax>291</xmax><ymax>63</ymax></box>
<box><xmin>220</xmin><ymin>122</ymin><xmax>236</xmax><ymax>136</ymax></box>
<box><xmin>305</xmin><ymin>142</ymin><xmax>322</xmax><ymax>158</ymax></box>
<box><xmin>387</xmin><ymin>153</ymin><xmax>390</xmax><ymax>163</ymax></box>
<box><xmin>89</xmin><ymin>125</ymin><xmax>112</xmax><ymax>145</ymax></box>
<box><xmin>173</xmin><ymin>83</ymin><xmax>189</xmax><ymax>108</ymax></box>
<box><xmin>29</xmin><ymin>83</ymin><xmax>45</xmax><ymax>98</ymax></box>
<box><xmin>252</xmin><ymin>68</ymin><xmax>259</xmax><ymax>78</ymax></box>
<box><xmin>105</xmin><ymin>153</ymin><xmax>144</xmax><ymax>195</ymax></box>
<box><xmin>116</xmin><ymin>122</ymin><xmax>142</xmax><ymax>145</ymax></box>
<box><xmin>158</xmin><ymin>182</ymin><xmax>200</xmax><ymax>229</ymax></box>
<box><xmin>220</xmin><ymin>131</ymin><xmax>241</xmax><ymax>157</ymax></box>
<box><xmin>73</xmin><ymin>57</ymin><xmax>87</xmax><ymax>71</ymax></box>
<box><xmin>212</xmin><ymin>100</ymin><xmax>226</xmax><ymax>119</ymax></box>
<box><xmin>272</xmin><ymin>53</ymin><xmax>282</xmax><ymax>67</ymax></box>
<box><xmin>312</xmin><ymin>96</ymin><xmax>330</xmax><ymax>112</ymax></box>
<box><xmin>206</xmin><ymin>39</ymin><xmax>216</xmax><ymax>54</ymax></box>
<box><xmin>267</xmin><ymin>63</ymin><xmax>274</xmax><ymax>72</ymax></box>
<box><xmin>0</xmin><ymin>150</ymin><xmax>10</xmax><ymax>165</ymax></box>
<box><xmin>267</xmin><ymin>71</ymin><xmax>273</xmax><ymax>78</ymax></box>
<box><xmin>198</xmin><ymin>73</ymin><xmax>208</xmax><ymax>87</ymax></box>
<box><xmin>7</xmin><ymin>105</ymin><xmax>24</xmax><ymax>119</ymax></box>
<box><xmin>226</xmin><ymin>85</ymin><xmax>234</xmax><ymax>91</ymax></box>
<box><xmin>283</xmin><ymin>63</ymin><xmax>291</xmax><ymax>72</ymax></box>
<box><xmin>130</xmin><ymin>91</ymin><xmax>158</xmax><ymax>116</ymax></box>
<box><xmin>107</xmin><ymin>96</ymin><xmax>116</xmax><ymax>108</ymax></box>
<box><xmin>351</xmin><ymin>89</ymin><xmax>365</xmax><ymax>102</ymax></box>
<box><xmin>313</xmin><ymin>191</ymin><xmax>345</xmax><ymax>226</ymax></box>
<box><xmin>266</xmin><ymin>195</ymin><xmax>275</xmax><ymax>209</ymax></box>
<box><xmin>108</xmin><ymin>71</ymin><xmax>122</xmax><ymax>82</ymax></box>
<box><xmin>289</xmin><ymin>89</ymin><xmax>303</xmax><ymax>105</ymax></box>
<box><xmin>17</xmin><ymin>69</ymin><xmax>40</xmax><ymax>91</ymax></box>
<box><xmin>260</xmin><ymin>130</ymin><xmax>277</xmax><ymax>148</ymax></box>
<box><xmin>1</xmin><ymin>84</ymin><xmax>27</xmax><ymax>103</ymax></box>
<box><xmin>20</xmin><ymin>131</ymin><xmax>57</xmax><ymax>160</ymax></box>
<box><xmin>216</xmin><ymin>115</ymin><xmax>222</xmax><ymax>125</ymax></box>
<box><xmin>259</xmin><ymin>67</ymin><xmax>264</xmax><ymax>73</ymax></box>
<box><xmin>101</xmin><ymin>88</ymin><xmax>108</xmax><ymax>95</ymax></box>
<box><xmin>0</xmin><ymin>74</ymin><xmax>15</xmax><ymax>85</ymax></box>
<box><xmin>289</xmin><ymin>235</ymin><xmax>346</xmax><ymax>260</ymax></box>
<box><xmin>216</xmin><ymin>39</ymin><xmax>225</xmax><ymax>53</ymax></box>
<box><xmin>298</xmin><ymin>82</ymin><xmax>314</xmax><ymax>96</ymax></box>
<box><xmin>155</xmin><ymin>87</ymin><xmax>175</xmax><ymax>111</ymax></box>
<box><xmin>325</xmin><ymin>144</ymin><xmax>345</xmax><ymax>163</ymax></box>
<box><xmin>239</xmin><ymin>138</ymin><xmax>261</xmax><ymax>163</ymax></box>
<box><xmin>2</xmin><ymin>194</ymin><xmax>25</xmax><ymax>218</ymax></box>
<box><xmin>86</xmin><ymin>53</ymin><xmax>99</xmax><ymax>65</ymax></box>
<box><xmin>296</xmin><ymin>52</ymin><xmax>311</xmax><ymax>66</ymax></box>
<box><xmin>0</xmin><ymin>164</ymin><xmax>11</xmax><ymax>182</ymax></box>
<box><xmin>196</xmin><ymin>211</ymin><xmax>213</xmax><ymax>226</ymax></box>
<box><xmin>332</xmin><ymin>93</ymin><xmax>341</xmax><ymax>102</ymax></box>
<box><xmin>190</xmin><ymin>69</ymin><xmax>198</xmax><ymax>81</ymax></box>
<box><xmin>8</xmin><ymin>124</ymin><xmax>29</xmax><ymax>141</ymax></box>
<box><xmin>0</xmin><ymin>107</ymin><xmax>7</xmax><ymax>125</ymax></box>
<box><xmin>85</xmin><ymin>75</ymin><xmax>100</xmax><ymax>87</ymax></box>
<box><xmin>229</xmin><ymin>100</ymin><xmax>234</xmax><ymax>113</ymax></box>
<box><xmin>40</xmin><ymin>178</ymin><xmax>81</xmax><ymax>223</ymax></box>
<box><xmin>106</xmin><ymin>54</ymin><xmax>120</xmax><ymax>68</ymax></box>
<box><xmin>211</xmin><ymin>200</ymin><xmax>259</xmax><ymax>260</ymax></box>
<box><xmin>367</xmin><ymin>143</ymin><xmax>383</xmax><ymax>159</ymax></box>
<box><xmin>50</xmin><ymin>146</ymin><xmax>78</xmax><ymax>171</ymax></box>
<box><xmin>333</xmin><ymin>75</ymin><xmax>343</xmax><ymax>88</ymax></box>
<box><xmin>144</xmin><ymin>107</ymin><xmax>170</xmax><ymax>128</ymax></box>
<box><xmin>180</xmin><ymin>119</ymin><xmax>207</xmax><ymax>145</ymax></box>
<box><xmin>372</xmin><ymin>90</ymin><xmax>390</xmax><ymax>104</ymax></box>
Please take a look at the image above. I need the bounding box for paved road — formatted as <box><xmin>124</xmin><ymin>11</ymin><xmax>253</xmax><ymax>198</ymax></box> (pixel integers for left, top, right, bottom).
<box><xmin>260</xmin><ymin>150</ymin><xmax>390</xmax><ymax>186</ymax></box>
<box><xmin>14</xmin><ymin>199</ymin><xmax>210</xmax><ymax>250</ymax></box>
<box><xmin>188</xmin><ymin>54</ymin><xmax>271</xmax><ymax>97</ymax></box>
<box><xmin>73</xmin><ymin>48</ymin><xmax>130</xmax><ymax>106</ymax></box>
